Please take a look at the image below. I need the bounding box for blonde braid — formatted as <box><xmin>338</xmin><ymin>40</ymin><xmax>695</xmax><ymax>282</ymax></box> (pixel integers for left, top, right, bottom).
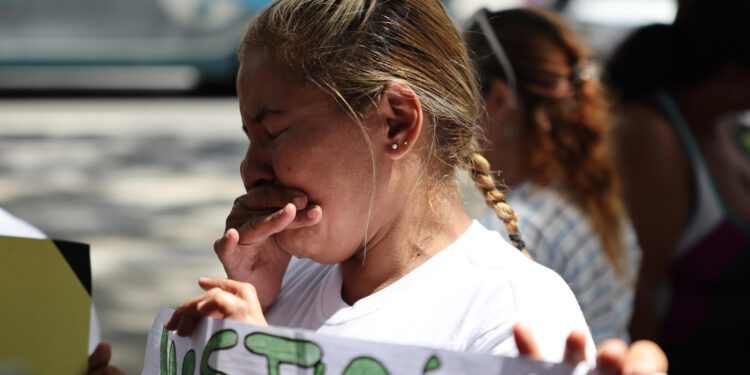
<box><xmin>467</xmin><ymin>146</ymin><xmax>531</xmax><ymax>258</ymax></box>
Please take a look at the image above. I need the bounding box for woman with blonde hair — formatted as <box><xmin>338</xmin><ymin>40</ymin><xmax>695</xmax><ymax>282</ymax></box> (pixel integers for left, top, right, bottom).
<box><xmin>150</xmin><ymin>1</ymin><xmax>670</xmax><ymax>373</ymax></box>
<box><xmin>464</xmin><ymin>8</ymin><xmax>641</xmax><ymax>345</ymax></box>
<box><xmin>163</xmin><ymin>0</ymin><xmax>596</xmax><ymax>362</ymax></box>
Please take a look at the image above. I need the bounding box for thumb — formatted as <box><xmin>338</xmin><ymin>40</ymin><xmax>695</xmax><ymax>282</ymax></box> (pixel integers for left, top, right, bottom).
<box><xmin>214</xmin><ymin>228</ymin><xmax>240</xmax><ymax>259</ymax></box>
<box><xmin>88</xmin><ymin>342</ymin><xmax>112</xmax><ymax>370</ymax></box>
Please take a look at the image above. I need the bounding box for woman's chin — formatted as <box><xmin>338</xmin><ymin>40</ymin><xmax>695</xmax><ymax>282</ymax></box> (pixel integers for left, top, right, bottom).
<box><xmin>274</xmin><ymin>228</ymin><xmax>316</xmax><ymax>259</ymax></box>
<box><xmin>275</xmin><ymin>228</ymin><xmax>345</xmax><ymax>264</ymax></box>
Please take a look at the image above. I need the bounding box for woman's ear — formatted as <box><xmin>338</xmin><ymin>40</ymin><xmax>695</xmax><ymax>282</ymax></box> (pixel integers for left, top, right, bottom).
<box><xmin>484</xmin><ymin>79</ymin><xmax>522</xmax><ymax>145</ymax></box>
<box><xmin>485</xmin><ymin>79</ymin><xmax>515</xmax><ymax>122</ymax></box>
<box><xmin>374</xmin><ymin>82</ymin><xmax>422</xmax><ymax>160</ymax></box>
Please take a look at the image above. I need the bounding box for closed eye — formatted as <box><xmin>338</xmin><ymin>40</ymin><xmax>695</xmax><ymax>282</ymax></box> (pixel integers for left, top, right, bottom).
<box><xmin>268</xmin><ymin>127</ymin><xmax>289</xmax><ymax>139</ymax></box>
<box><xmin>248</xmin><ymin>107</ymin><xmax>288</xmax><ymax>139</ymax></box>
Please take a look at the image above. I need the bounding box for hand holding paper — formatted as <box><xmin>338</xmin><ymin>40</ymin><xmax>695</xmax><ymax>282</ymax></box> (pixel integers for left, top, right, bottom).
<box><xmin>595</xmin><ymin>339</ymin><xmax>668</xmax><ymax>375</ymax></box>
<box><xmin>87</xmin><ymin>342</ymin><xmax>125</xmax><ymax>375</ymax></box>
<box><xmin>166</xmin><ymin>278</ymin><xmax>268</xmax><ymax>337</ymax></box>
<box><xmin>514</xmin><ymin>322</ymin><xmax>668</xmax><ymax>375</ymax></box>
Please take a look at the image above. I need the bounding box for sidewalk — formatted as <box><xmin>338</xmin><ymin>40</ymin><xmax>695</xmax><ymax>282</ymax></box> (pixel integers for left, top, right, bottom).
<box><xmin>0</xmin><ymin>97</ymin><xmax>244</xmax><ymax>373</ymax></box>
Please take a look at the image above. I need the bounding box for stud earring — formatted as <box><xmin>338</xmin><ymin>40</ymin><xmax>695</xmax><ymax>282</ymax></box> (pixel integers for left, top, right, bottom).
<box><xmin>403</xmin><ymin>139</ymin><xmax>408</xmax><ymax>146</ymax></box>
<box><xmin>392</xmin><ymin>143</ymin><xmax>398</xmax><ymax>150</ymax></box>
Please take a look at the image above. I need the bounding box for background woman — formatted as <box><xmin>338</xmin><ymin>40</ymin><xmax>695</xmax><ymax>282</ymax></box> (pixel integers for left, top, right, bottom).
<box><xmin>464</xmin><ymin>8</ymin><xmax>641</xmax><ymax>345</ymax></box>
<box><xmin>605</xmin><ymin>0</ymin><xmax>750</xmax><ymax>372</ymax></box>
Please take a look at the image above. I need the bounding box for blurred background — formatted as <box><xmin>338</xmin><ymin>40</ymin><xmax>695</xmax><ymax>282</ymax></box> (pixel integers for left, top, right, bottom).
<box><xmin>1</xmin><ymin>0</ymin><xmax>742</xmax><ymax>373</ymax></box>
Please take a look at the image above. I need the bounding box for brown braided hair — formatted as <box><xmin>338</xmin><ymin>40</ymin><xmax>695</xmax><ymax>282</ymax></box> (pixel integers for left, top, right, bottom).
<box><xmin>465</xmin><ymin>8</ymin><xmax>626</xmax><ymax>272</ymax></box>
<box><xmin>240</xmin><ymin>0</ymin><xmax>527</xmax><ymax>252</ymax></box>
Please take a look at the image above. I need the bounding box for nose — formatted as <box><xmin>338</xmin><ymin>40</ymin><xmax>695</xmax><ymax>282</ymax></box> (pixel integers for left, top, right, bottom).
<box><xmin>240</xmin><ymin>142</ymin><xmax>274</xmax><ymax>191</ymax></box>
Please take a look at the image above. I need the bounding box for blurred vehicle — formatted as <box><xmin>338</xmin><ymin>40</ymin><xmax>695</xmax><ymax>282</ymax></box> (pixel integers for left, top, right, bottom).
<box><xmin>0</xmin><ymin>0</ymin><xmax>676</xmax><ymax>93</ymax></box>
<box><xmin>0</xmin><ymin>0</ymin><xmax>272</xmax><ymax>92</ymax></box>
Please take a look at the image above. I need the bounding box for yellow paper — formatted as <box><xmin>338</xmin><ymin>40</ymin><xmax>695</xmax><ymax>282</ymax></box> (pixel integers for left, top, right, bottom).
<box><xmin>0</xmin><ymin>236</ymin><xmax>90</xmax><ymax>375</ymax></box>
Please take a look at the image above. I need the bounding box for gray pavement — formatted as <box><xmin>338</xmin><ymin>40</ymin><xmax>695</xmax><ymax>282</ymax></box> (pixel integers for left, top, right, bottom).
<box><xmin>0</xmin><ymin>98</ymin><xmax>247</xmax><ymax>373</ymax></box>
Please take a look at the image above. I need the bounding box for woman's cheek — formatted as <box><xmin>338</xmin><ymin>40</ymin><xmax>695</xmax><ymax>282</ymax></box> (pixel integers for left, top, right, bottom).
<box><xmin>271</xmin><ymin>143</ymin><xmax>302</xmax><ymax>186</ymax></box>
<box><xmin>273</xmin><ymin>135</ymin><xmax>315</xmax><ymax>178</ymax></box>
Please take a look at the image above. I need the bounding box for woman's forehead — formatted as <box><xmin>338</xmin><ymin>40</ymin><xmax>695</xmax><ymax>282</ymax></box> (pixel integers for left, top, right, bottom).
<box><xmin>238</xmin><ymin>50</ymin><xmax>306</xmax><ymax>101</ymax></box>
<box><xmin>237</xmin><ymin>58</ymin><xmax>345</xmax><ymax>121</ymax></box>
<box><xmin>238</xmin><ymin>48</ymin><xmax>302</xmax><ymax>87</ymax></box>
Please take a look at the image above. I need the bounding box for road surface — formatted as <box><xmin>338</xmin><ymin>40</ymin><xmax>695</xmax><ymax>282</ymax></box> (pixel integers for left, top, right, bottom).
<box><xmin>0</xmin><ymin>97</ymin><xmax>245</xmax><ymax>373</ymax></box>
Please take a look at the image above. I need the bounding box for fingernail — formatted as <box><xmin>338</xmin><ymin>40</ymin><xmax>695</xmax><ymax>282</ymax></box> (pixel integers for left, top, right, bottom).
<box><xmin>307</xmin><ymin>207</ymin><xmax>318</xmax><ymax>219</ymax></box>
<box><xmin>292</xmin><ymin>196</ymin><xmax>305</xmax><ymax>209</ymax></box>
<box><xmin>275</xmin><ymin>205</ymin><xmax>287</xmax><ymax>216</ymax></box>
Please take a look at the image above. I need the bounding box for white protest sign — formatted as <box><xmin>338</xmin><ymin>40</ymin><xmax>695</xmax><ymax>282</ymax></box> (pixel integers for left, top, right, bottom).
<box><xmin>143</xmin><ymin>308</ymin><xmax>596</xmax><ymax>375</ymax></box>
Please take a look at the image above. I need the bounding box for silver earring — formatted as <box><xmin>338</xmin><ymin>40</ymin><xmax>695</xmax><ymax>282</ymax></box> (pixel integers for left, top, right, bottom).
<box><xmin>392</xmin><ymin>143</ymin><xmax>398</xmax><ymax>150</ymax></box>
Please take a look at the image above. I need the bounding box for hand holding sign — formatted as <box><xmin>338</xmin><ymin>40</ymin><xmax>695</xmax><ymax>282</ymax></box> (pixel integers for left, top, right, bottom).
<box><xmin>595</xmin><ymin>339</ymin><xmax>668</xmax><ymax>375</ymax></box>
<box><xmin>514</xmin><ymin>323</ymin><xmax>589</xmax><ymax>364</ymax></box>
<box><xmin>87</xmin><ymin>342</ymin><xmax>125</xmax><ymax>375</ymax></box>
<box><xmin>217</xmin><ymin>185</ymin><xmax>322</xmax><ymax>311</ymax></box>
<box><xmin>514</xmin><ymin>323</ymin><xmax>668</xmax><ymax>375</ymax></box>
<box><xmin>166</xmin><ymin>278</ymin><xmax>268</xmax><ymax>337</ymax></box>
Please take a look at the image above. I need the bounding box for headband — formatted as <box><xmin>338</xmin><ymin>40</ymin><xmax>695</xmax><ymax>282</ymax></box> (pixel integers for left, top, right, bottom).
<box><xmin>474</xmin><ymin>8</ymin><xmax>518</xmax><ymax>109</ymax></box>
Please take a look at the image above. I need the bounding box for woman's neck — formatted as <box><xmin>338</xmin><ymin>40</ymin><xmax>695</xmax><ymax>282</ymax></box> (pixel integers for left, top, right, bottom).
<box><xmin>338</xmin><ymin>181</ymin><xmax>472</xmax><ymax>305</ymax></box>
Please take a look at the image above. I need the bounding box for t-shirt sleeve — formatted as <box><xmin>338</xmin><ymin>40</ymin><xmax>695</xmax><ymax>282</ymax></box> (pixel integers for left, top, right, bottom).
<box><xmin>506</xmin><ymin>255</ymin><xmax>596</xmax><ymax>364</ymax></box>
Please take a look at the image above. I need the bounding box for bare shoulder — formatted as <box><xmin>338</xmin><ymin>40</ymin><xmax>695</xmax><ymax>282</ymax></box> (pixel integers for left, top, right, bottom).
<box><xmin>611</xmin><ymin>100</ymin><xmax>689</xmax><ymax>187</ymax></box>
<box><xmin>612</xmin><ymin>101</ymin><xmax>680</xmax><ymax>156</ymax></box>
<box><xmin>610</xmin><ymin>99</ymin><xmax>692</xmax><ymax>268</ymax></box>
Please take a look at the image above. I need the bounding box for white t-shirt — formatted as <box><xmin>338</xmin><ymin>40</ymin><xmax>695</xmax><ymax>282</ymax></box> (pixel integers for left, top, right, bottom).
<box><xmin>0</xmin><ymin>207</ymin><xmax>101</xmax><ymax>355</ymax></box>
<box><xmin>266</xmin><ymin>220</ymin><xmax>595</xmax><ymax>363</ymax></box>
<box><xmin>479</xmin><ymin>181</ymin><xmax>641</xmax><ymax>344</ymax></box>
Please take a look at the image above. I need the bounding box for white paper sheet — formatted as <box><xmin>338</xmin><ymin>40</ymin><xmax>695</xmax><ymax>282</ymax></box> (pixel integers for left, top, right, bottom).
<box><xmin>142</xmin><ymin>307</ymin><xmax>597</xmax><ymax>375</ymax></box>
